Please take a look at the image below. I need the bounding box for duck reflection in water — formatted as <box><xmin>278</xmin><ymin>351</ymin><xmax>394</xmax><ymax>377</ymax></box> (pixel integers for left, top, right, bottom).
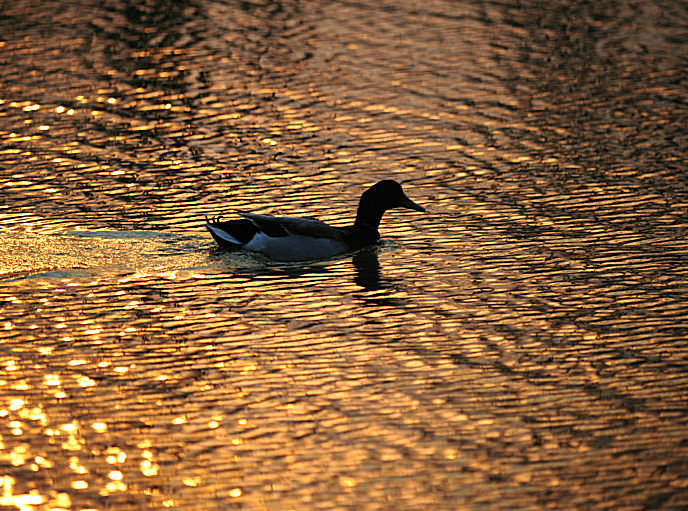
<box><xmin>352</xmin><ymin>247</ymin><xmax>383</xmax><ymax>290</ymax></box>
<box><xmin>206</xmin><ymin>180</ymin><xmax>424</xmax><ymax>262</ymax></box>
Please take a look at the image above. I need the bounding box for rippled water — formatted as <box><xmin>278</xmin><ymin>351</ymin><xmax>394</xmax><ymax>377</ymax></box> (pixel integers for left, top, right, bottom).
<box><xmin>2</xmin><ymin>0</ymin><xmax>688</xmax><ymax>509</ymax></box>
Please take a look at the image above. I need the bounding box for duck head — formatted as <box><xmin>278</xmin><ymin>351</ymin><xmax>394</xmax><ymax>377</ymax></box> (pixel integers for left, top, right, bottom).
<box><xmin>354</xmin><ymin>180</ymin><xmax>425</xmax><ymax>229</ymax></box>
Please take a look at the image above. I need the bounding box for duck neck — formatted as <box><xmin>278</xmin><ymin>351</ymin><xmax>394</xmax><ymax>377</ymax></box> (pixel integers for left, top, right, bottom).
<box><xmin>353</xmin><ymin>197</ymin><xmax>385</xmax><ymax>231</ymax></box>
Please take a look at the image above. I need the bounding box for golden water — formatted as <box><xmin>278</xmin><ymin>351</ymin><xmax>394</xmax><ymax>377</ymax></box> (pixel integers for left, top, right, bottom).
<box><xmin>1</xmin><ymin>0</ymin><xmax>687</xmax><ymax>509</ymax></box>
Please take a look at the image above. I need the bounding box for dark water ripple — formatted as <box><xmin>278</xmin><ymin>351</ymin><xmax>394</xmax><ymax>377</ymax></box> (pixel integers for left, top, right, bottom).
<box><xmin>1</xmin><ymin>0</ymin><xmax>688</xmax><ymax>509</ymax></box>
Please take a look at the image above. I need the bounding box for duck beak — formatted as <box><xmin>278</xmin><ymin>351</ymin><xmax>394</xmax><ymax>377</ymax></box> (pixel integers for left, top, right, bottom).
<box><xmin>398</xmin><ymin>192</ymin><xmax>425</xmax><ymax>212</ymax></box>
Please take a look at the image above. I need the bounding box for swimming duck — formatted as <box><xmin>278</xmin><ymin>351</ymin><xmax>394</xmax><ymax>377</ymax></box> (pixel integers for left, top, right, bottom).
<box><xmin>206</xmin><ymin>180</ymin><xmax>424</xmax><ymax>261</ymax></box>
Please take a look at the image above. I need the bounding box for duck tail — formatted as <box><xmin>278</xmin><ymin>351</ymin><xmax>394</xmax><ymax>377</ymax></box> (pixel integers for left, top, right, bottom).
<box><xmin>206</xmin><ymin>223</ymin><xmax>243</xmax><ymax>248</ymax></box>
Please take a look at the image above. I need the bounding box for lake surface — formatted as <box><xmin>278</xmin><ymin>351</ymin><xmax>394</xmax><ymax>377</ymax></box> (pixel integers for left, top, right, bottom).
<box><xmin>1</xmin><ymin>0</ymin><xmax>688</xmax><ymax>509</ymax></box>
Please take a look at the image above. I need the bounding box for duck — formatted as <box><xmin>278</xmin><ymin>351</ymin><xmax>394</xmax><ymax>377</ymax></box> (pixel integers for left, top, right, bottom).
<box><xmin>206</xmin><ymin>180</ymin><xmax>425</xmax><ymax>261</ymax></box>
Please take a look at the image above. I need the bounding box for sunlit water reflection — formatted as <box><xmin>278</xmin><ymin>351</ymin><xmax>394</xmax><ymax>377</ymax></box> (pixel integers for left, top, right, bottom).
<box><xmin>1</xmin><ymin>0</ymin><xmax>688</xmax><ymax>509</ymax></box>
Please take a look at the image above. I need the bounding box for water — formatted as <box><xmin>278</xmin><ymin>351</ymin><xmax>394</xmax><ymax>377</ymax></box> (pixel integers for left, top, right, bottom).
<box><xmin>1</xmin><ymin>0</ymin><xmax>688</xmax><ymax>509</ymax></box>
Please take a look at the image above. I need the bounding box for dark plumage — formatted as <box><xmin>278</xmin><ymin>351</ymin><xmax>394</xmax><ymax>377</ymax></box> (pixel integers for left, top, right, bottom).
<box><xmin>206</xmin><ymin>180</ymin><xmax>424</xmax><ymax>261</ymax></box>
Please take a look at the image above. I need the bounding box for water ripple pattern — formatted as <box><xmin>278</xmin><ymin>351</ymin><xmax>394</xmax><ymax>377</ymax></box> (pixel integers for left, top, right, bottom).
<box><xmin>1</xmin><ymin>0</ymin><xmax>687</xmax><ymax>510</ymax></box>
